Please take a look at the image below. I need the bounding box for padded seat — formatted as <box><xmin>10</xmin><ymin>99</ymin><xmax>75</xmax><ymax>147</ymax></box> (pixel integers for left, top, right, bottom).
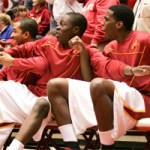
<box><xmin>135</xmin><ymin>118</ymin><xmax>150</xmax><ymax>130</ymax></box>
<box><xmin>126</xmin><ymin>118</ymin><xmax>150</xmax><ymax>149</ymax></box>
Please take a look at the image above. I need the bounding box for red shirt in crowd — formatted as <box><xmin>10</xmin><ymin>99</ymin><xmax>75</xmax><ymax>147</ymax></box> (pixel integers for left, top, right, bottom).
<box><xmin>28</xmin><ymin>5</ymin><xmax>50</xmax><ymax>36</ymax></box>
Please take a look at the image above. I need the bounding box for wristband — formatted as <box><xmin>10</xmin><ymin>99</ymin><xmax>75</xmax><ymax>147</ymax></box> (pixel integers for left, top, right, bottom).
<box><xmin>130</xmin><ymin>67</ymin><xmax>134</xmax><ymax>75</ymax></box>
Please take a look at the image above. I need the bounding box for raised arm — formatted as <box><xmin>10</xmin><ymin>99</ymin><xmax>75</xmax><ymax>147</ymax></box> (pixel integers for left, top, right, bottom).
<box><xmin>69</xmin><ymin>36</ymin><xmax>93</xmax><ymax>81</ymax></box>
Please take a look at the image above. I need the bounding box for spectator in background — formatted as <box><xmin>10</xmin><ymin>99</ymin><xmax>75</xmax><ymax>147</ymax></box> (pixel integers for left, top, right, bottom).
<box><xmin>52</xmin><ymin>0</ymin><xmax>83</xmax><ymax>27</ymax></box>
<box><xmin>48</xmin><ymin>0</ymin><xmax>85</xmax><ymax>31</ymax></box>
<box><xmin>24</xmin><ymin>0</ymin><xmax>33</xmax><ymax>10</ymax></box>
<box><xmin>133</xmin><ymin>0</ymin><xmax>150</xmax><ymax>33</ymax></box>
<box><xmin>28</xmin><ymin>0</ymin><xmax>50</xmax><ymax>39</ymax></box>
<box><xmin>81</xmin><ymin>0</ymin><xmax>120</xmax><ymax>49</ymax></box>
<box><xmin>14</xmin><ymin>5</ymin><xmax>28</xmax><ymax>22</ymax></box>
<box><xmin>0</xmin><ymin>13</ymin><xmax>13</xmax><ymax>40</ymax></box>
<box><xmin>0</xmin><ymin>0</ymin><xmax>8</xmax><ymax>13</ymax></box>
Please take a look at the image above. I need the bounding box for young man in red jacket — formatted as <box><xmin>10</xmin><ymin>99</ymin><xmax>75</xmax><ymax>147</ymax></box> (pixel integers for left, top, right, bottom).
<box><xmin>0</xmin><ymin>18</ymin><xmax>37</xmax><ymax>82</ymax></box>
<box><xmin>47</xmin><ymin>4</ymin><xmax>150</xmax><ymax>149</ymax></box>
<box><xmin>2</xmin><ymin>12</ymin><xmax>88</xmax><ymax>150</ymax></box>
<box><xmin>0</xmin><ymin>18</ymin><xmax>40</xmax><ymax>148</ymax></box>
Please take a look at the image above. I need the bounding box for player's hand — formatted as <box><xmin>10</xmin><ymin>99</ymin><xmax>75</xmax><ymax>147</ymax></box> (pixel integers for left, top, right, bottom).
<box><xmin>132</xmin><ymin>65</ymin><xmax>150</xmax><ymax>76</ymax></box>
<box><xmin>0</xmin><ymin>52</ymin><xmax>14</xmax><ymax>66</ymax></box>
<box><xmin>69</xmin><ymin>36</ymin><xmax>85</xmax><ymax>52</ymax></box>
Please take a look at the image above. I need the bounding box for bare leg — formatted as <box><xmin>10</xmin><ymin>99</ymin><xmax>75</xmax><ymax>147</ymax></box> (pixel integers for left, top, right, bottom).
<box><xmin>47</xmin><ymin>78</ymin><xmax>80</xmax><ymax>149</ymax></box>
<box><xmin>90</xmin><ymin>78</ymin><xmax>115</xmax><ymax>131</ymax></box>
<box><xmin>47</xmin><ymin>78</ymin><xmax>71</xmax><ymax>126</ymax></box>
<box><xmin>15</xmin><ymin>98</ymin><xmax>50</xmax><ymax>144</ymax></box>
<box><xmin>90</xmin><ymin>78</ymin><xmax>115</xmax><ymax>146</ymax></box>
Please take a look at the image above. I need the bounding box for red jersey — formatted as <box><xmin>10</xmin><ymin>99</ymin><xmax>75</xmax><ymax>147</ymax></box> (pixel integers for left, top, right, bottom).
<box><xmin>81</xmin><ymin>0</ymin><xmax>120</xmax><ymax>45</ymax></box>
<box><xmin>0</xmin><ymin>66</ymin><xmax>40</xmax><ymax>86</ymax></box>
<box><xmin>4</xmin><ymin>35</ymin><xmax>82</xmax><ymax>96</ymax></box>
<box><xmin>89</xmin><ymin>31</ymin><xmax>150</xmax><ymax>116</ymax></box>
<box><xmin>28</xmin><ymin>6</ymin><xmax>50</xmax><ymax>36</ymax></box>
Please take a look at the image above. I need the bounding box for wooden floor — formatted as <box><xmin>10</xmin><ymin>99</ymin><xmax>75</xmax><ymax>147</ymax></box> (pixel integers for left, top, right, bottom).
<box><xmin>21</xmin><ymin>135</ymin><xmax>147</xmax><ymax>150</ymax></box>
<box><xmin>5</xmin><ymin>132</ymin><xmax>147</xmax><ymax>150</ymax></box>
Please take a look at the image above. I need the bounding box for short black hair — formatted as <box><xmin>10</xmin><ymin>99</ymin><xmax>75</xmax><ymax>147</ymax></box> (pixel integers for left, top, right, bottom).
<box><xmin>16</xmin><ymin>18</ymin><xmax>38</xmax><ymax>39</ymax></box>
<box><xmin>109</xmin><ymin>4</ymin><xmax>134</xmax><ymax>31</ymax></box>
<box><xmin>66</xmin><ymin>12</ymin><xmax>87</xmax><ymax>37</ymax></box>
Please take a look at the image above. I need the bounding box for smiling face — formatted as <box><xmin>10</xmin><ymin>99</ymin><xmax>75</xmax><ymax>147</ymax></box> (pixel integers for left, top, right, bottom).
<box><xmin>55</xmin><ymin>14</ymin><xmax>77</xmax><ymax>45</ymax></box>
<box><xmin>11</xmin><ymin>22</ymin><xmax>26</xmax><ymax>45</ymax></box>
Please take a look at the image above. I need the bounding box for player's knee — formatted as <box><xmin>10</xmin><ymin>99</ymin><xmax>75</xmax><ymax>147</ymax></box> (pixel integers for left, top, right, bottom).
<box><xmin>47</xmin><ymin>78</ymin><xmax>61</xmax><ymax>95</ymax></box>
<box><xmin>34</xmin><ymin>98</ymin><xmax>50</xmax><ymax>118</ymax></box>
<box><xmin>90</xmin><ymin>78</ymin><xmax>106</xmax><ymax>93</ymax></box>
<box><xmin>90</xmin><ymin>78</ymin><xmax>115</xmax><ymax>103</ymax></box>
<box><xmin>90</xmin><ymin>78</ymin><xmax>108</xmax><ymax>101</ymax></box>
<box><xmin>47</xmin><ymin>78</ymin><xmax>66</xmax><ymax>100</ymax></box>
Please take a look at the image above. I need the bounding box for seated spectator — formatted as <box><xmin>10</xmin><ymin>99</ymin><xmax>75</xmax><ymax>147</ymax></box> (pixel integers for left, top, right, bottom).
<box><xmin>14</xmin><ymin>4</ymin><xmax>28</xmax><ymax>22</ymax></box>
<box><xmin>0</xmin><ymin>13</ymin><xmax>13</xmax><ymax>41</ymax></box>
<box><xmin>81</xmin><ymin>0</ymin><xmax>120</xmax><ymax>49</ymax></box>
<box><xmin>133</xmin><ymin>0</ymin><xmax>150</xmax><ymax>32</ymax></box>
<box><xmin>47</xmin><ymin>4</ymin><xmax>150</xmax><ymax>149</ymax></box>
<box><xmin>28</xmin><ymin>0</ymin><xmax>50</xmax><ymax>39</ymax></box>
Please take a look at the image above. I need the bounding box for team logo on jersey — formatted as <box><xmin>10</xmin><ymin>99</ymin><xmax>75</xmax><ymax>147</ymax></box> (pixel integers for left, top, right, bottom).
<box><xmin>107</xmin><ymin>47</ymin><xmax>114</xmax><ymax>53</ymax></box>
<box><xmin>70</xmin><ymin>49</ymin><xmax>80</xmax><ymax>56</ymax></box>
<box><xmin>132</xmin><ymin>41</ymin><xmax>139</xmax><ymax>50</ymax></box>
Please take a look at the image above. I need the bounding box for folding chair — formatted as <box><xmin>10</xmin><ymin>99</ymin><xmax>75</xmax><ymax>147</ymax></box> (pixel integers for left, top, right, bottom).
<box><xmin>3</xmin><ymin>120</ymin><xmax>100</xmax><ymax>150</ymax></box>
<box><xmin>37</xmin><ymin>120</ymin><xmax>100</xmax><ymax>150</ymax></box>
